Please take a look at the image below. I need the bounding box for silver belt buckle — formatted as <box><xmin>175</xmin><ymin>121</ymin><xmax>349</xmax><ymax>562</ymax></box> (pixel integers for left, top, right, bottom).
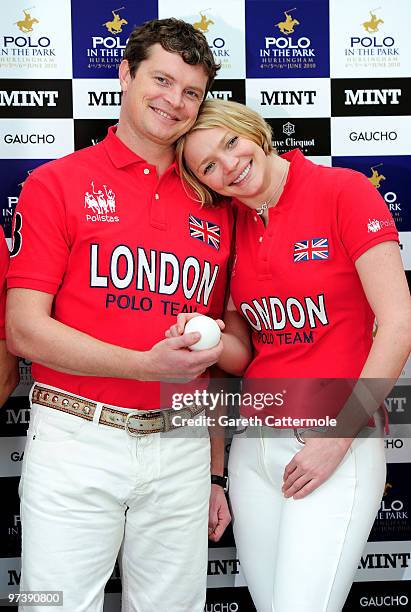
<box><xmin>124</xmin><ymin>411</ymin><xmax>164</xmax><ymax>437</ymax></box>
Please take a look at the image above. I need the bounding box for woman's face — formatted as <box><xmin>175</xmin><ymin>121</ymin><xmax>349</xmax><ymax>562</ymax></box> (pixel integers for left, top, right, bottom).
<box><xmin>183</xmin><ymin>126</ymin><xmax>271</xmax><ymax>201</ymax></box>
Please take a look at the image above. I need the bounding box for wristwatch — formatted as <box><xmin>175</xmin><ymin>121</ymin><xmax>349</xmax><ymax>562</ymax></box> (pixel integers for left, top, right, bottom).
<box><xmin>211</xmin><ymin>474</ymin><xmax>229</xmax><ymax>492</ymax></box>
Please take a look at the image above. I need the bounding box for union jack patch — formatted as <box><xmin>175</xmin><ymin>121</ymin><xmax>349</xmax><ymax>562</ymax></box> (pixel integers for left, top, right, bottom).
<box><xmin>189</xmin><ymin>214</ymin><xmax>220</xmax><ymax>250</ymax></box>
<box><xmin>293</xmin><ymin>238</ymin><xmax>329</xmax><ymax>262</ymax></box>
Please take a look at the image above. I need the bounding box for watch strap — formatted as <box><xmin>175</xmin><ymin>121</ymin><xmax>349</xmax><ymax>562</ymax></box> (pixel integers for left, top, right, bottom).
<box><xmin>211</xmin><ymin>474</ymin><xmax>228</xmax><ymax>491</ymax></box>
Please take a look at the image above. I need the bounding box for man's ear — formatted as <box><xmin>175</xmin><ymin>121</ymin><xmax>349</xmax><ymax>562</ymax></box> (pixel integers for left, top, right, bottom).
<box><xmin>119</xmin><ymin>59</ymin><xmax>131</xmax><ymax>93</ymax></box>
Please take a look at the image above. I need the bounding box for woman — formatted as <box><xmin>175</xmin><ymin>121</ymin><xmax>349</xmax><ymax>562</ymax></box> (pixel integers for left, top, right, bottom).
<box><xmin>0</xmin><ymin>225</ymin><xmax>19</xmax><ymax>407</ymax></box>
<box><xmin>167</xmin><ymin>100</ymin><xmax>411</xmax><ymax>612</ymax></box>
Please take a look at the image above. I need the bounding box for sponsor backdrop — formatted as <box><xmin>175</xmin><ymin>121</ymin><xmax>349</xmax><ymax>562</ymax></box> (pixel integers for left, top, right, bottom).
<box><xmin>0</xmin><ymin>0</ymin><xmax>410</xmax><ymax>610</ymax></box>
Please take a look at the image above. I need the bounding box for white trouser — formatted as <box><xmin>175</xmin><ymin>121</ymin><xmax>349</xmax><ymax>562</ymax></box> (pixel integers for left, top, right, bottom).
<box><xmin>228</xmin><ymin>425</ymin><xmax>386</xmax><ymax>612</ymax></box>
<box><xmin>19</xmin><ymin>393</ymin><xmax>211</xmax><ymax>612</ymax></box>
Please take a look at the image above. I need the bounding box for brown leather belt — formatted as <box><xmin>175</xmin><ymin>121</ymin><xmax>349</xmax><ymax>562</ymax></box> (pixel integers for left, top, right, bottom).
<box><xmin>32</xmin><ymin>385</ymin><xmax>204</xmax><ymax>437</ymax></box>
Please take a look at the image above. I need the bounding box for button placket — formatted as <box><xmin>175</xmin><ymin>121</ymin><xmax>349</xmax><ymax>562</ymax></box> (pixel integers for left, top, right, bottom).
<box><xmin>149</xmin><ymin>176</ymin><xmax>166</xmax><ymax>230</ymax></box>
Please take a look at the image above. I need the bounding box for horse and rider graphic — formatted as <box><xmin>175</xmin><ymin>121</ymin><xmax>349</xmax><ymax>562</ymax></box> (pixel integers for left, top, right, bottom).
<box><xmin>275</xmin><ymin>8</ymin><xmax>300</xmax><ymax>35</ymax></box>
<box><xmin>368</xmin><ymin>164</ymin><xmax>386</xmax><ymax>189</ymax></box>
<box><xmin>15</xmin><ymin>8</ymin><xmax>39</xmax><ymax>33</ymax></box>
<box><xmin>103</xmin><ymin>7</ymin><xmax>128</xmax><ymax>35</ymax></box>
<box><xmin>193</xmin><ymin>10</ymin><xmax>214</xmax><ymax>33</ymax></box>
<box><xmin>84</xmin><ymin>182</ymin><xmax>116</xmax><ymax>215</ymax></box>
<box><xmin>362</xmin><ymin>9</ymin><xmax>384</xmax><ymax>33</ymax></box>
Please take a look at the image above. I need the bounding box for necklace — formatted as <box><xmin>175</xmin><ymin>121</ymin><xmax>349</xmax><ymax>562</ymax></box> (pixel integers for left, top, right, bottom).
<box><xmin>256</xmin><ymin>162</ymin><xmax>289</xmax><ymax>215</ymax></box>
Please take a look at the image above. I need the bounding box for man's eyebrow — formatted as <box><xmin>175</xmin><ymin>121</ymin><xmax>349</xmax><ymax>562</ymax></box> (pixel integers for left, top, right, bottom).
<box><xmin>151</xmin><ymin>70</ymin><xmax>205</xmax><ymax>96</ymax></box>
<box><xmin>197</xmin><ymin>133</ymin><xmax>227</xmax><ymax>171</ymax></box>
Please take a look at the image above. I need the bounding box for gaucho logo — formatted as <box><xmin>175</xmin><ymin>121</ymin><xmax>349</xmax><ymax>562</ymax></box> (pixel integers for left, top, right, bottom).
<box><xmin>246</xmin><ymin>1</ymin><xmax>329</xmax><ymax>77</ymax></box>
<box><xmin>360</xmin><ymin>594</ymin><xmax>409</xmax><ymax>607</ymax></box>
<box><xmin>349</xmin><ymin>130</ymin><xmax>397</xmax><ymax>142</ymax></box>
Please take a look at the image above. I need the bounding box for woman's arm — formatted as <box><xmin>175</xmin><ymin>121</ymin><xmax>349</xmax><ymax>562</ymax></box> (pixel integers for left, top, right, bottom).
<box><xmin>283</xmin><ymin>241</ymin><xmax>411</xmax><ymax>500</ymax></box>
<box><xmin>218</xmin><ymin>295</ymin><xmax>252</xmax><ymax>376</ymax></box>
<box><xmin>356</xmin><ymin>241</ymin><xmax>411</xmax><ymax>379</ymax></box>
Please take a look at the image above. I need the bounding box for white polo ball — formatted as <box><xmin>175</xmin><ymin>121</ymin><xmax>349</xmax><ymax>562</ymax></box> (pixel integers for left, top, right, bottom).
<box><xmin>185</xmin><ymin>315</ymin><xmax>221</xmax><ymax>351</ymax></box>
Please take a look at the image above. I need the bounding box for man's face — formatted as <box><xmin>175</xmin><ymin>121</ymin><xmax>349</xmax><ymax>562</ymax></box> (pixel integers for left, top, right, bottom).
<box><xmin>119</xmin><ymin>44</ymin><xmax>208</xmax><ymax>147</ymax></box>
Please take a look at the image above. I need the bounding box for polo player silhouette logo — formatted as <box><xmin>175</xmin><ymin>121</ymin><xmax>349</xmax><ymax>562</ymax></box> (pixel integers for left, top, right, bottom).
<box><xmin>383</xmin><ymin>482</ymin><xmax>392</xmax><ymax>496</ymax></box>
<box><xmin>15</xmin><ymin>7</ymin><xmax>39</xmax><ymax>33</ymax></box>
<box><xmin>193</xmin><ymin>10</ymin><xmax>214</xmax><ymax>33</ymax></box>
<box><xmin>362</xmin><ymin>8</ymin><xmax>384</xmax><ymax>32</ymax></box>
<box><xmin>103</xmin><ymin>7</ymin><xmax>128</xmax><ymax>35</ymax></box>
<box><xmin>368</xmin><ymin>164</ymin><xmax>386</xmax><ymax>189</ymax></box>
<box><xmin>275</xmin><ymin>8</ymin><xmax>300</xmax><ymax>35</ymax></box>
<box><xmin>84</xmin><ymin>182</ymin><xmax>116</xmax><ymax>215</ymax></box>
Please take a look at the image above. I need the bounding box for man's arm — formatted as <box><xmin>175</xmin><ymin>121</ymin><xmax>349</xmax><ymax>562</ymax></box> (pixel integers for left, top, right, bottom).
<box><xmin>6</xmin><ymin>288</ymin><xmax>223</xmax><ymax>382</ymax></box>
<box><xmin>207</xmin><ymin>365</ymin><xmax>231</xmax><ymax>542</ymax></box>
<box><xmin>0</xmin><ymin>340</ymin><xmax>19</xmax><ymax>408</ymax></box>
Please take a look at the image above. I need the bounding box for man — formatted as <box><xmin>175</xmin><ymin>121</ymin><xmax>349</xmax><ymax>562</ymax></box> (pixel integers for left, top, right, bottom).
<box><xmin>0</xmin><ymin>225</ymin><xmax>19</xmax><ymax>407</ymax></box>
<box><xmin>7</xmin><ymin>19</ymin><xmax>231</xmax><ymax>612</ymax></box>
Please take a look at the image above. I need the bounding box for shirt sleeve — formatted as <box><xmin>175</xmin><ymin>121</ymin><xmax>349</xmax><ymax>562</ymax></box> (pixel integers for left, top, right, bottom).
<box><xmin>7</xmin><ymin>173</ymin><xmax>70</xmax><ymax>295</ymax></box>
<box><xmin>336</xmin><ymin>171</ymin><xmax>399</xmax><ymax>262</ymax></box>
<box><xmin>0</xmin><ymin>227</ymin><xmax>9</xmax><ymax>340</ymax></box>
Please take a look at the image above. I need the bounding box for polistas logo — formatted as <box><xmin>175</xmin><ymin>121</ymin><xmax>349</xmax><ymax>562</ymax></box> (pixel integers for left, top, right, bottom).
<box><xmin>15</xmin><ymin>8</ymin><xmax>39</xmax><ymax>33</ymax></box>
<box><xmin>193</xmin><ymin>11</ymin><xmax>214</xmax><ymax>34</ymax></box>
<box><xmin>362</xmin><ymin>9</ymin><xmax>384</xmax><ymax>33</ymax></box>
<box><xmin>368</xmin><ymin>164</ymin><xmax>386</xmax><ymax>189</ymax></box>
<box><xmin>102</xmin><ymin>7</ymin><xmax>128</xmax><ymax>35</ymax></box>
<box><xmin>368</xmin><ymin>218</ymin><xmax>381</xmax><ymax>233</ymax></box>
<box><xmin>84</xmin><ymin>182</ymin><xmax>116</xmax><ymax>215</ymax></box>
<box><xmin>275</xmin><ymin>8</ymin><xmax>300</xmax><ymax>35</ymax></box>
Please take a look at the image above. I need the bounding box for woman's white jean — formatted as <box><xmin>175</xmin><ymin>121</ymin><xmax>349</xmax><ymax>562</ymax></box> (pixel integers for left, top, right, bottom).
<box><xmin>228</xmin><ymin>424</ymin><xmax>386</xmax><ymax>612</ymax></box>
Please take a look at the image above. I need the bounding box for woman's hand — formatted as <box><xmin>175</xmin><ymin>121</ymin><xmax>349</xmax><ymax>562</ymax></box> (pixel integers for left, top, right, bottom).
<box><xmin>165</xmin><ymin>313</ymin><xmax>225</xmax><ymax>338</ymax></box>
<box><xmin>282</xmin><ymin>437</ymin><xmax>352</xmax><ymax>499</ymax></box>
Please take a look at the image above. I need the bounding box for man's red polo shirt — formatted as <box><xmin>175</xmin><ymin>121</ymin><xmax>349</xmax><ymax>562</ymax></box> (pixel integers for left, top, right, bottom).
<box><xmin>7</xmin><ymin>127</ymin><xmax>233</xmax><ymax>408</ymax></box>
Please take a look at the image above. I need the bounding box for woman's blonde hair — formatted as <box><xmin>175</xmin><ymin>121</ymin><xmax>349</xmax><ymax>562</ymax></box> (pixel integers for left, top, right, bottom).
<box><xmin>176</xmin><ymin>99</ymin><xmax>274</xmax><ymax>207</ymax></box>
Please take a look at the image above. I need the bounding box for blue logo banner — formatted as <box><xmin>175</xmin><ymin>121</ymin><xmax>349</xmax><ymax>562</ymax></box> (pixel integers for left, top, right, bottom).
<box><xmin>332</xmin><ymin>156</ymin><xmax>411</xmax><ymax>232</ymax></box>
<box><xmin>71</xmin><ymin>0</ymin><xmax>157</xmax><ymax>78</ymax></box>
<box><xmin>245</xmin><ymin>0</ymin><xmax>330</xmax><ymax>78</ymax></box>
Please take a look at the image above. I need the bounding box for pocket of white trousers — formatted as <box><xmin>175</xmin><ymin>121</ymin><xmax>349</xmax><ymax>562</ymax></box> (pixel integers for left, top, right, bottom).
<box><xmin>34</xmin><ymin>405</ymin><xmax>87</xmax><ymax>443</ymax></box>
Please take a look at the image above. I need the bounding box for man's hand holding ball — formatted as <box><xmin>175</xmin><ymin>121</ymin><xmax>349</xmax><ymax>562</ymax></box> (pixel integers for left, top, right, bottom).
<box><xmin>165</xmin><ymin>313</ymin><xmax>225</xmax><ymax>350</ymax></box>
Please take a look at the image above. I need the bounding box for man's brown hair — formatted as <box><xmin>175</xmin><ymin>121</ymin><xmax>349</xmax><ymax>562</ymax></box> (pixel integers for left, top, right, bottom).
<box><xmin>123</xmin><ymin>18</ymin><xmax>220</xmax><ymax>96</ymax></box>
